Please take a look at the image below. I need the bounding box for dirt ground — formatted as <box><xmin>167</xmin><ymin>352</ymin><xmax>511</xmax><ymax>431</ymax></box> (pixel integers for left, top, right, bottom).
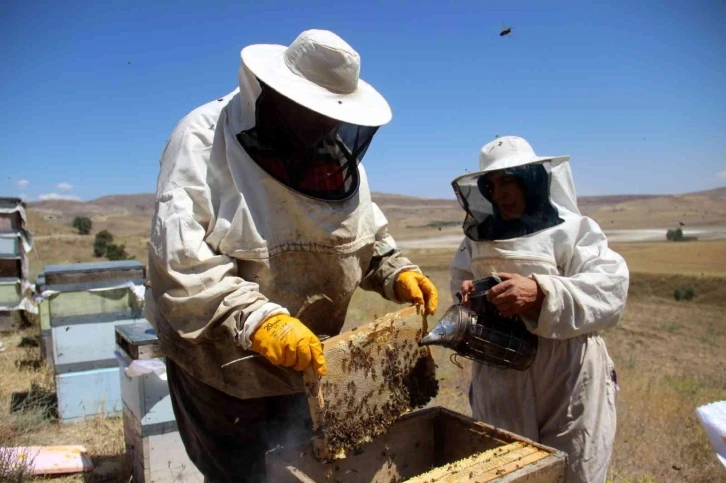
<box><xmin>3</xmin><ymin>233</ymin><xmax>726</xmax><ymax>481</ymax></box>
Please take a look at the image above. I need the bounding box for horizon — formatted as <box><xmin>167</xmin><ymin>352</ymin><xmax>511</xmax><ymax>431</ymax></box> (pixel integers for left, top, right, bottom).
<box><xmin>21</xmin><ymin>184</ymin><xmax>726</xmax><ymax>205</ymax></box>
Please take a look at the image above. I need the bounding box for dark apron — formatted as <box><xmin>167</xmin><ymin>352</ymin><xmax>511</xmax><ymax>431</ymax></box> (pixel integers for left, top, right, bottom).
<box><xmin>167</xmin><ymin>359</ymin><xmax>312</xmax><ymax>483</ymax></box>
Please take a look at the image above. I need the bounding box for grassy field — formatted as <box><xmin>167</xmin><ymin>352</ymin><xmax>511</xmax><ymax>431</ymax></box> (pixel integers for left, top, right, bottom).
<box><xmin>348</xmin><ymin>248</ymin><xmax>726</xmax><ymax>482</ymax></box>
<box><xmin>2</xmin><ymin>234</ymin><xmax>726</xmax><ymax>480</ymax></box>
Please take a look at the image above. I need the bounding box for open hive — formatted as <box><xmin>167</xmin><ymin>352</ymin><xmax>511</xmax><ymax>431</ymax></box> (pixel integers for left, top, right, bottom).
<box><xmin>303</xmin><ymin>306</ymin><xmax>439</xmax><ymax>461</ymax></box>
<box><xmin>266</xmin><ymin>407</ymin><xmax>567</xmax><ymax>482</ymax></box>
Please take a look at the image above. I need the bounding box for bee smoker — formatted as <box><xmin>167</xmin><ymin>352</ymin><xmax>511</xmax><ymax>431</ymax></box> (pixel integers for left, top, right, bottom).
<box><xmin>419</xmin><ymin>275</ymin><xmax>538</xmax><ymax>371</ymax></box>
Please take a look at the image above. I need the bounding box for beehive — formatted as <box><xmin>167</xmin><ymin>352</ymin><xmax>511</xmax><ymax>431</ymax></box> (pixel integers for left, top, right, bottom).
<box><xmin>303</xmin><ymin>307</ymin><xmax>438</xmax><ymax>462</ymax></box>
<box><xmin>35</xmin><ymin>273</ymin><xmax>52</xmax><ymax>365</ymax></box>
<box><xmin>0</xmin><ymin>277</ymin><xmax>21</xmax><ymax>306</ymax></box>
<box><xmin>115</xmin><ymin>321</ymin><xmax>203</xmax><ymax>483</ymax></box>
<box><xmin>0</xmin><ymin>232</ymin><xmax>21</xmax><ymax>256</ymax></box>
<box><xmin>0</xmin><ymin>197</ymin><xmax>33</xmax><ymax>332</ymax></box>
<box><xmin>45</xmin><ymin>261</ymin><xmax>146</xmax><ymax>422</ymax></box>
<box><xmin>266</xmin><ymin>407</ymin><xmax>567</xmax><ymax>482</ymax></box>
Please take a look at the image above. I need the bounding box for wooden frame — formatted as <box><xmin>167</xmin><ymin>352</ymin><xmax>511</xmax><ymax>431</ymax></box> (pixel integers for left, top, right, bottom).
<box><xmin>266</xmin><ymin>407</ymin><xmax>566</xmax><ymax>482</ymax></box>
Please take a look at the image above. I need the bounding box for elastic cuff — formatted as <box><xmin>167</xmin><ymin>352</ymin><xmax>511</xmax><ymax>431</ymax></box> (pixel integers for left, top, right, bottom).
<box><xmin>383</xmin><ymin>265</ymin><xmax>421</xmax><ymax>302</ymax></box>
<box><xmin>238</xmin><ymin>303</ymin><xmax>289</xmax><ymax>349</ymax></box>
<box><xmin>524</xmin><ymin>274</ymin><xmax>555</xmax><ymax>335</ymax></box>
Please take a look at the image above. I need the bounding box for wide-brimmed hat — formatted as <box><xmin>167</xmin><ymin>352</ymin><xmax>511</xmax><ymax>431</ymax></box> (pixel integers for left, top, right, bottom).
<box><xmin>452</xmin><ymin>136</ymin><xmax>570</xmax><ymax>186</ymax></box>
<box><xmin>241</xmin><ymin>29</ymin><xmax>392</xmax><ymax>127</ymax></box>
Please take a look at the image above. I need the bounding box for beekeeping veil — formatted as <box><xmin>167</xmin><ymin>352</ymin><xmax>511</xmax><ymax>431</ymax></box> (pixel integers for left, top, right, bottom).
<box><xmin>235</xmin><ymin>29</ymin><xmax>392</xmax><ymax>201</ymax></box>
<box><xmin>451</xmin><ymin>136</ymin><xmax>579</xmax><ymax>241</ymax></box>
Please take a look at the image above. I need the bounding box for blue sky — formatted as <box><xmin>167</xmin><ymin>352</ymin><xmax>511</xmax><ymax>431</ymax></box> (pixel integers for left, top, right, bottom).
<box><xmin>2</xmin><ymin>0</ymin><xmax>725</xmax><ymax>202</ymax></box>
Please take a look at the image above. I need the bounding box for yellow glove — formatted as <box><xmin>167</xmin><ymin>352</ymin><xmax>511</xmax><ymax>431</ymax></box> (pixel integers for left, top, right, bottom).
<box><xmin>394</xmin><ymin>271</ymin><xmax>439</xmax><ymax>315</ymax></box>
<box><xmin>250</xmin><ymin>315</ymin><xmax>327</xmax><ymax>376</ymax></box>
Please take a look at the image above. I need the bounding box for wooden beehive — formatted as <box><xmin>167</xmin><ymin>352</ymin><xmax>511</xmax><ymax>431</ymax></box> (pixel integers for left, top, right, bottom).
<box><xmin>0</xmin><ymin>277</ymin><xmax>21</xmax><ymax>306</ymax></box>
<box><xmin>0</xmin><ymin>197</ymin><xmax>32</xmax><ymax>332</ymax></box>
<box><xmin>115</xmin><ymin>321</ymin><xmax>203</xmax><ymax>483</ymax></box>
<box><xmin>266</xmin><ymin>407</ymin><xmax>566</xmax><ymax>482</ymax></box>
<box><xmin>0</xmin><ymin>233</ymin><xmax>21</xmax><ymax>257</ymax></box>
<box><xmin>0</xmin><ymin>202</ymin><xmax>21</xmax><ymax>230</ymax></box>
<box><xmin>45</xmin><ymin>261</ymin><xmax>147</xmax><ymax>422</ymax></box>
<box><xmin>303</xmin><ymin>307</ymin><xmax>438</xmax><ymax>462</ymax></box>
<box><xmin>0</xmin><ymin>258</ymin><xmax>22</xmax><ymax>278</ymax></box>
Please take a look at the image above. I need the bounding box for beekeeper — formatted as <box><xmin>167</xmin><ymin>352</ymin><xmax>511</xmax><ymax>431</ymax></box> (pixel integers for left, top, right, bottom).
<box><xmin>146</xmin><ymin>30</ymin><xmax>438</xmax><ymax>483</ymax></box>
<box><xmin>450</xmin><ymin>136</ymin><xmax>629</xmax><ymax>483</ymax></box>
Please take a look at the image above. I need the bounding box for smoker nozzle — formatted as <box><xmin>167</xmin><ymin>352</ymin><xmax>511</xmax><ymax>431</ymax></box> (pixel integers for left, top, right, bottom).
<box><xmin>418</xmin><ymin>331</ymin><xmax>444</xmax><ymax>347</ymax></box>
<box><xmin>418</xmin><ymin>304</ymin><xmax>475</xmax><ymax>348</ymax></box>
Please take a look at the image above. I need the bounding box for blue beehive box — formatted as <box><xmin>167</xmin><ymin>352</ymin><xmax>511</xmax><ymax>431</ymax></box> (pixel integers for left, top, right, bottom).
<box><xmin>46</xmin><ymin>261</ymin><xmax>147</xmax><ymax>423</ymax></box>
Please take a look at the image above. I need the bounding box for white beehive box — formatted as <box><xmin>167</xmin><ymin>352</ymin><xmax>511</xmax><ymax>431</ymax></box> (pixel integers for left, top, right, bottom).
<box><xmin>116</xmin><ymin>321</ymin><xmax>203</xmax><ymax>483</ymax></box>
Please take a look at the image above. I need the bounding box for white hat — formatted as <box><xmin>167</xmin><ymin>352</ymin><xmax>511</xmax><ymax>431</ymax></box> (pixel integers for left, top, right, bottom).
<box><xmin>452</xmin><ymin>136</ymin><xmax>570</xmax><ymax>188</ymax></box>
<box><xmin>241</xmin><ymin>30</ymin><xmax>392</xmax><ymax>127</ymax></box>
<box><xmin>478</xmin><ymin>136</ymin><xmax>569</xmax><ymax>172</ymax></box>
<box><xmin>452</xmin><ymin>136</ymin><xmax>570</xmax><ymax>186</ymax></box>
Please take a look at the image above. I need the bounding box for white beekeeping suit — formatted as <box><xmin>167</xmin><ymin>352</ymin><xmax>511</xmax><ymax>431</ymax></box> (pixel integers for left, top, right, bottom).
<box><xmin>145</xmin><ymin>29</ymin><xmax>440</xmax><ymax>483</ymax></box>
<box><xmin>146</xmin><ymin>30</ymin><xmax>426</xmax><ymax>400</ymax></box>
<box><xmin>449</xmin><ymin>135</ymin><xmax>629</xmax><ymax>483</ymax></box>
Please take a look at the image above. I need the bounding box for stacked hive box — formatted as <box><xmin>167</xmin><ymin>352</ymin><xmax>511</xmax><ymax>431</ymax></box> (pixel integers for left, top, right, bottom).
<box><xmin>0</xmin><ymin>197</ymin><xmax>35</xmax><ymax>331</ymax></box>
<box><xmin>115</xmin><ymin>320</ymin><xmax>203</xmax><ymax>483</ymax></box>
<box><xmin>35</xmin><ymin>272</ymin><xmax>52</xmax><ymax>365</ymax></box>
<box><xmin>45</xmin><ymin>260</ymin><xmax>146</xmax><ymax>422</ymax></box>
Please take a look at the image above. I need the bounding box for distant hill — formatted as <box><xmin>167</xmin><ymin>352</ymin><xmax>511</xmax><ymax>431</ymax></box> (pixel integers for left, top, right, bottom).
<box><xmin>25</xmin><ymin>186</ymin><xmax>726</xmax><ymax>237</ymax></box>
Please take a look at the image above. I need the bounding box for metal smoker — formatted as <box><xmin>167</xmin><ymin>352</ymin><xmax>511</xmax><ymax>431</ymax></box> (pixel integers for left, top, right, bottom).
<box><xmin>419</xmin><ymin>275</ymin><xmax>538</xmax><ymax>371</ymax></box>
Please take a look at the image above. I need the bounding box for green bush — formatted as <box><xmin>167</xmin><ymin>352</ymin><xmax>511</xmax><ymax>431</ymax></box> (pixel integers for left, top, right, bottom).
<box><xmin>72</xmin><ymin>216</ymin><xmax>92</xmax><ymax>235</ymax></box>
<box><xmin>105</xmin><ymin>243</ymin><xmax>133</xmax><ymax>261</ymax></box>
<box><xmin>673</xmin><ymin>286</ymin><xmax>695</xmax><ymax>301</ymax></box>
<box><xmin>93</xmin><ymin>230</ymin><xmax>114</xmax><ymax>257</ymax></box>
<box><xmin>665</xmin><ymin>228</ymin><xmax>698</xmax><ymax>242</ymax></box>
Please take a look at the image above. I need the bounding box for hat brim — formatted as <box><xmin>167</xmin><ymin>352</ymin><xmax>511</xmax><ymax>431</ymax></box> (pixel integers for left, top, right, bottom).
<box><xmin>452</xmin><ymin>155</ymin><xmax>571</xmax><ymax>186</ymax></box>
<box><xmin>241</xmin><ymin>44</ymin><xmax>392</xmax><ymax>127</ymax></box>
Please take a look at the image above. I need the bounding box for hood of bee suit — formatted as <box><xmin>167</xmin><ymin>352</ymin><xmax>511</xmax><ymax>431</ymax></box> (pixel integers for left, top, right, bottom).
<box><xmin>231</xmin><ymin>30</ymin><xmax>390</xmax><ymax>202</ymax></box>
<box><xmin>451</xmin><ymin>136</ymin><xmax>580</xmax><ymax>241</ymax></box>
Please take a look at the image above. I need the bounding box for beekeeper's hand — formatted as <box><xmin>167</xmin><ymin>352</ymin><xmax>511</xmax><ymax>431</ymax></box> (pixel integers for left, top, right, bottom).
<box><xmin>250</xmin><ymin>315</ymin><xmax>327</xmax><ymax>376</ymax></box>
<box><xmin>395</xmin><ymin>271</ymin><xmax>439</xmax><ymax>315</ymax></box>
<box><xmin>486</xmin><ymin>272</ymin><xmax>544</xmax><ymax>318</ymax></box>
<box><xmin>459</xmin><ymin>280</ymin><xmax>475</xmax><ymax>305</ymax></box>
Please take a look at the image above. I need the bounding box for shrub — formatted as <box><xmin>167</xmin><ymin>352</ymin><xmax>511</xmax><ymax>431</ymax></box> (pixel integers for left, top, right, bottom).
<box><xmin>0</xmin><ymin>446</ymin><xmax>37</xmax><ymax>482</ymax></box>
<box><xmin>71</xmin><ymin>216</ymin><xmax>92</xmax><ymax>235</ymax></box>
<box><xmin>105</xmin><ymin>243</ymin><xmax>132</xmax><ymax>261</ymax></box>
<box><xmin>93</xmin><ymin>230</ymin><xmax>114</xmax><ymax>257</ymax></box>
<box><xmin>673</xmin><ymin>286</ymin><xmax>695</xmax><ymax>301</ymax></box>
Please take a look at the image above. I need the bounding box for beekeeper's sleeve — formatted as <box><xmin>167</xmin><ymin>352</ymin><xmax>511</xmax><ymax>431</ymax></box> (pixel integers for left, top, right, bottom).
<box><xmin>148</xmin><ymin>104</ymin><xmax>286</xmax><ymax>350</ymax></box>
<box><xmin>359</xmin><ymin>203</ymin><xmax>420</xmax><ymax>301</ymax></box>
<box><xmin>525</xmin><ymin>217</ymin><xmax>629</xmax><ymax>339</ymax></box>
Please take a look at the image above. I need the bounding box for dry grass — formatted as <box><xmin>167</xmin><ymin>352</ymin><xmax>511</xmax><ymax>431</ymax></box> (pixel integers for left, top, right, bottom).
<box><xmin>605</xmin><ymin>299</ymin><xmax>726</xmax><ymax>482</ymax></box>
<box><xmin>403</xmin><ymin>250</ymin><xmax>726</xmax><ymax>482</ymax></box>
<box><xmin>0</xmin><ymin>331</ymin><xmax>127</xmax><ymax>482</ymax></box>
<box><xmin>0</xmin><ymin>446</ymin><xmax>37</xmax><ymax>483</ymax></box>
<box><xmin>583</xmin><ymin>189</ymin><xmax>726</xmax><ymax>229</ymax></box>
<box><xmin>610</xmin><ymin>241</ymin><xmax>726</xmax><ymax>277</ymax></box>
<box><xmin>10</xmin><ymin>207</ymin><xmax>726</xmax><ymax>481</ymax></box>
